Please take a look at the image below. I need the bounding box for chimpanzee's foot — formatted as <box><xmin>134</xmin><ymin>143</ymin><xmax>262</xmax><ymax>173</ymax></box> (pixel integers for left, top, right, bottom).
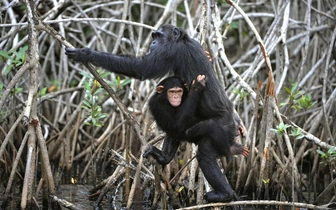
<box><xmin>205</xmin><ymin>190</ymin><xmax>233</xmax><ymax>202</ymax></box>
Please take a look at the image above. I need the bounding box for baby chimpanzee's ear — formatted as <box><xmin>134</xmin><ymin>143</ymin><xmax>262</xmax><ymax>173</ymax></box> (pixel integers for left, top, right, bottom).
<box><xmin>156</xmin><ymin>85</ymin><xmax>164</xmax><ymax>93</ymax></box>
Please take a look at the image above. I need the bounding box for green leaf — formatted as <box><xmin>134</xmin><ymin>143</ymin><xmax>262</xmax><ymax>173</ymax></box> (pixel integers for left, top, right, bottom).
<box><xmin>117</xmin><ymin>76</ymin><xmax>121</xmax><ymax>84</ymax></box>
<box><xmin>13</xmin><ymin>87</ymin><xmax>23</xmax><ymax>94</ymax></box>
<box><xmin>327</xmin><ymin>147</ymin><xmax>335</xmax><ymax>154</ymax></box>
<box><xmin>38</xmin><ymin>87</ymin><xmax>48</xmax><ymax>97</ymax></box>
<box><xmin>94</xmin><ymin>122</ymin><xmax>104</xmax><ymax>127</ymax></box>
<box><xmin>308</xmin><ymin>101</ymin><xmax>317</xmax><ymax>109</ymax></box>
<box><xmin>100</xmin><ymin>71</ymin><xmax>111</xmax><ymax>78</ymax></box>
<box><xmin>79</xmin><ymin>71</ymin><xmax>94</xmax><ymax>79</ymax></box>
<box><xmin>93</xmin><ymin>106</ymin><xmax>101</xmax><ymax>113</ymax></box>
<box><xmin>83</xmin><ymin>81</ymin><xmax>92</xmax><ymax>92</ymax></box>
<box><xmin>270</xmin><ymin>128</ymin><xmax>278</xmax><ymax>132</ymax></box>
<box><xmin>96</xmin><ymin>113</ymin><xmax>107</xmax><ymax>119</ymax></box>
<box><xmin>284</xmin><ymin>87</ymin><xmax>291</xmax><ymax>94</ymax></box>
<box><xmin>316</xmin><ymin>149</ymin><xmax>325</xmax><ymax>156</ymax></box>
<box><xmin>81</xmin><ymin>106</ymin><xmax>90</xmax><ymax>111</ymax></box>
<box><xmin>277</xmin><ymin>122</ymin><xmax>291</xmax><ymax>131</ymax></box>
<box><xmin>289</xmin><ymin>127</ymin><xmax>305</xmax><ymax>140</ymax></box>
<box><xmin>121</xmin><ymin>78</ymin><xmax>132</xmax><ymax>86</ymax></box>
<box><xmin>18</xmin><ymin>45</ymin><xmax>28</xmax><ymax>54</ymax></box>
<box><xmin>279</xmin><ymin>102</ymin><xmax>288</xmax><ymax>107</ymax></box>
<box><xmin>4</xmin><ymin>64</ymin><xmax>13</xmax><ymax>75</ymax></box>
<box><xmin>82</xmin><ymin>100</ymin><xmax>92</xmax><ymax>108</ymax></box>
<box><xmin>92</xmin><ymin>118</ymin><xmax>97</xmax><ymax>124</ymax></box>
<box><xmin>292</xmin><ymin>90</ymin><xmax>303</xmax><ymax>98</ymax></box>
<box><xmin>84</xmin><ymin>121</ymin><xmax>91</xmax><ymax>125</ymax></box>
<box><xmin>15</xmin><ymin>60</ymin><xmax>23</xmax><ymax>67</ymax></box>
<box><xmin>293</xmin><ymin>94</ymin><xmax>317</xmax><ymax>110</ymax></box>
<box><xmin>271</xmin><ymin>122</ymin><xmax>291</xmax><ymax>136</ymax></box>
<box><xmin>41</xmin><ymin>87</ymin><xmax>47</xmax><ymax>95</ymax></box>
<box><xmin>94</xmin><ymin>87</ymin><xmax>104</xmax><ymax>95</ymax></box>
<box><xmin>291</xmin><ymin>82</ymin><xmax>298</xmax><ymax>93</ymax></box>
<box><xmin>0</xmin><ymin>51</ymin><xmax>11</xmax><ymax>59</ymax></box>
<box><xmin>230</xmin><ymin>21</ymin><xmax>239</xmax><ymax>30</ymax></box>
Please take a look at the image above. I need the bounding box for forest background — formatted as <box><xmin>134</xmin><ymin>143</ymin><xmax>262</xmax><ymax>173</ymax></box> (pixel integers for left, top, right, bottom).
<box><xmin>0</xmin><ymin>0</ymin><xmax>335</xmax><ymax>209</ymax></box>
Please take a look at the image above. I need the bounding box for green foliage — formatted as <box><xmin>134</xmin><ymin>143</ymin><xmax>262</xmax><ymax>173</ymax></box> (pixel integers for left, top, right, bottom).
<box><xmin>79</xmin><ymin>71</ymin><xmax>95</xmax><ymax>80</ymax></box>
<box><xmin>270</xmin><ymin>122</ymin><xmax>291</xmax><ymax>136</ymax></box>
<box><xmin>317</xmin><ymin>147</ymin><xmax>336</xmax><ymax>163</ymax></box>
<box><xmin>217</xmin><ymin>0</ymin><xmax>228</xmax><ymax>6</ymax></box>
<box><xmin>271</xmin><ymin>122</ymin><xmax>306</xmax><ymax>141</ymax></box>
<box><xmin>79</xmin><ymin>71</ymin><xmax>131</xmax><ymax>127</ymax></box>
<box><xmin>280</xmin><ymin>82</ymin><xmax>303</xmax><ymax>107</ymax></box>
<box><xmin>0</xmin><ymin>46</ymin><xmax>28</xmax><ymax>75</ymax></box>
<box><xmin>80</xmin><ymin>71</ymin><xmax>110</xmax><ymax>127</ymax></box>
<box><xmin>233</xmin><ymin>87</ymin><xmax>248</xmax><ymax>101</ymax></box>
<box><xmin>0</xmin><ymin>109</ymin><xmax>8</xmax><ymax>123</ymax></box>
<box><xmin>36</xmin><ymin>81</ymin><xmax>58</xmax><ymax>99</ymax></box>
<box><xmin>10</xmin><ymin>87</ymin><xmax>23</xmax><ymax>95</ymax></box>
<box><xmin>81</xmin><ymin>81</ymin><xmax>107</xmax><ymax>127</ymax></box>
<box><xmin>111</xmin><ymin>76</ymin><xmax>132</xmax><ymax>91</ymax></box>
<box><xmin>289</xmin><ymin>127</ymin><xmax>305</xmax><ymax>140</ymax></box>
<box><xmin>70</xmin><ymin>79</ymin><xmax>79</xmax><ymax>87</ymax></box>
<box><xmin>0</xmin><ymin>83</ymin><xmax>3</xmax><ymax>98</ymax></box>
<box><xmin>230</xmin><ymin>21</ymin><xmax>239</xmax><ymax>30</ymax></box>
<box><xmin>280</xmin><ymin>82</ymin><xmax>316</xmax><ymax>111</ymax></box>
<box><xmin>37</xmin><ymin>87</ymin><xmax>48</xmax><ymax>98</ymax></box>
<box><xmin>292</xmin><ymin>94</ymin><xmax>317</xmax><ymax>111</ymax></box>
<box><xmin>79</xmin><ymin>70</ymin><xmax>131</xmax><ymax>91</ymax></box>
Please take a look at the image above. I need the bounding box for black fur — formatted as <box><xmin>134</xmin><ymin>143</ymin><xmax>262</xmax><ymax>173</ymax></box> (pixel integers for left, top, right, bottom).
<box><xmin>146</xmin><ymin>76</ymin><xmax>248</xmax><ymax>203</ymax></box>
<box><xmin>148</xmin><ymin>76</ymin><xmax>205</xmax><ymax>142</ymax></box>
<box><xmin>65</xmin><ymin>24</ymin><xmax>238</xmax><ymax>202</ymax></box>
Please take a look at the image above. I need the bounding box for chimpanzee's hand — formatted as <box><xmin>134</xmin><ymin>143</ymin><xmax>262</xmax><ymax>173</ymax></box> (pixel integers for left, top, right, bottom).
<box><xmin>190</xmin><ymin>75</ymin><xmax>206</xmax><ymax>92</ymax></box>
<box><xmin>65</xmin><ymin>48</ymin><xmax>92</xmax><ymax>62</ymax></box>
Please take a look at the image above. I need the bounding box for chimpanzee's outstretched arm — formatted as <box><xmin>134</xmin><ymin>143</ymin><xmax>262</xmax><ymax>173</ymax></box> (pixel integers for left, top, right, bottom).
<box><xmin>65</xmin><ymin>48</ymin><xmax>173</xmax><ymax>80</ymax></box>
<box><xmin>143</xmin><ymin>135</ymin><xmax>180</xmax><ymax>165</ymax></box>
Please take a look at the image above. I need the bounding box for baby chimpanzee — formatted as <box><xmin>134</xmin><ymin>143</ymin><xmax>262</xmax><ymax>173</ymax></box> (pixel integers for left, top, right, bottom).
<box><xmin>145</xmin><ymin>75</ymin><xmax>249</xmax><ymax>202</ymax></box>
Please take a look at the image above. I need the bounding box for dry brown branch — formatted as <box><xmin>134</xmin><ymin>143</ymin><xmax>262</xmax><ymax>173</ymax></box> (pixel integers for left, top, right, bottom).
<box><xmin>176</xmin><ymin>200</ymin><xmax>331</xmax><ymax>210</ymax></box>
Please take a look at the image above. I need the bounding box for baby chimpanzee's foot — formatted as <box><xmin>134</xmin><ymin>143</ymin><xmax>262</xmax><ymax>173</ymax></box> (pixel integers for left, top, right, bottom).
<box><xmin>205</xmin><ymin>190</ymin><xmax>233</xmax><ymax>202</ymax></box>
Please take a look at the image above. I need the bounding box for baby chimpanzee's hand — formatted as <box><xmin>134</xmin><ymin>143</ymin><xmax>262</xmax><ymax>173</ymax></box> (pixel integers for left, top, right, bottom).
<box><xmin>190</xmin><ymin>75</ymin><xmax>206</xmax><ymax>92</ymax></box>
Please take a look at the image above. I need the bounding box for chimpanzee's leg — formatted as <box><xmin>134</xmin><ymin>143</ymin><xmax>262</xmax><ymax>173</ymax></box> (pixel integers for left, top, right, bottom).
<box><xmin>143</xmin><ymin>135</ymin><xmax>180</xmax><ymax>165</ymax></box>
<box><xmin>197</xmin><ymin>139</ymin><xmax>233</xmax><ymax>202</ymax></box>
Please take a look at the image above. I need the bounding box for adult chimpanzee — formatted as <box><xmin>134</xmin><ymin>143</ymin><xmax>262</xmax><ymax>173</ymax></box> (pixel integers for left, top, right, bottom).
<box><xmin>146</xmin><ymin>75</ymin><xmax>249</xmax><ymax>162</ymax></box>
<box><xmin>65</xmin><ymin>24</ymin><xmax>242</xmax><ymax>202</ymax></box>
